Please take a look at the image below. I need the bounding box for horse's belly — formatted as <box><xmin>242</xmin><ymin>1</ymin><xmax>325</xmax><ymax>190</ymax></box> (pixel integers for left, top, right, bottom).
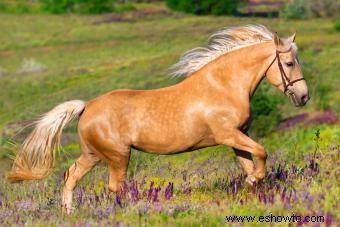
<box><xmin>132</xmin><ymin>132</ymin><xmax>216</xmax><ymax>155</ymax></box>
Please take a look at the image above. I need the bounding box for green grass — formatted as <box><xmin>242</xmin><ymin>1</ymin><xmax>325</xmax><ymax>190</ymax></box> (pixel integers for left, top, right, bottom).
<box><xmin>0</xmin><ymin>6</ymin><xmax>339</xmax><ymax>226</ymax></box>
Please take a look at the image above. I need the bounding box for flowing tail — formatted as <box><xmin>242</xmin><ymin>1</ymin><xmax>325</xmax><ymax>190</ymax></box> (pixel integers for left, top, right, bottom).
<box><xmin>7</xmin><ymin>100</ymin><xmax>86</xmax><ymax>183</ymax></box>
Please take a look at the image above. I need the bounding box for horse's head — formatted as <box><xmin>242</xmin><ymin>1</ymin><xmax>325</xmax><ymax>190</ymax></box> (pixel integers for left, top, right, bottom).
<box><xmin>265</xmin><ymin>33</ymin><xmax>309</xmax><ymax>107</ymax></box>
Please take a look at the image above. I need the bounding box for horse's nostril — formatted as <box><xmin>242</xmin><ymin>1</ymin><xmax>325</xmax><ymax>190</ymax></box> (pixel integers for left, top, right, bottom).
<box><xmin>301</xmin><ymin>94</ymin><xmax>309</xmax><ymax>104</ymax></box>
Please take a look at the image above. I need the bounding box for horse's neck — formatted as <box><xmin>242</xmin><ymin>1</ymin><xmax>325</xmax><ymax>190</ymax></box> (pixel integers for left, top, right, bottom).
<box><xmin>197</xmin><ymin>42</ymin><xmax>275</xmax><ymax>97</ymax></box>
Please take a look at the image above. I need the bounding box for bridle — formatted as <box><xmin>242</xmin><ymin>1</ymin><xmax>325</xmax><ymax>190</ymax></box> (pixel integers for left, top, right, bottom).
<box><xmin>265</xmin><ymin>46</ymin><xmax>305</xmax><ymax>94</ymax></box>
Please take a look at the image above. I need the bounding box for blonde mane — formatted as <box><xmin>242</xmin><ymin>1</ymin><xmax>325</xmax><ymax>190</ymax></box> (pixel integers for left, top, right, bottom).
<box><xmin>170</xmin><ymin>24</ymin><xmax>274</xmax><ymax>77</ymax></box>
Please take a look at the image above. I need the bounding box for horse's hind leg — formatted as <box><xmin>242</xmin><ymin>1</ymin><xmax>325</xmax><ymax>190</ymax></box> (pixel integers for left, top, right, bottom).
<box><xmin>106</xmin><ymin>150</ymin><xmax>130</xmax><ymax>193</ymax></box>
<box><xmin>62</xmin><ymin>149</ymin><xmax>99</xmax><ymax>214</ymax></box>
<box><xmin>84</xmin><ymin>134</ymin><xmax>130</xmax><ymax>193</ymax></box>
<box><xmin>87</xmin><ymin>143</ymin><xmax>130</xmax><ymax>193</ymax></box>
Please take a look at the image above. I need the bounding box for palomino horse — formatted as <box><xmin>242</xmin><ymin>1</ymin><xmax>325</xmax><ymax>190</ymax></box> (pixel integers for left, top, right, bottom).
<box><xmin>8</xmin><ymin>25</ymin><xmax>309</xmax><ymax>213</ymax></box>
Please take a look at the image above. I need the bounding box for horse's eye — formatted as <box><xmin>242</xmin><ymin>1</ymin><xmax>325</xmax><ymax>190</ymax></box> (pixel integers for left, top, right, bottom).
<box><xmin>286</xmin><ymin>62</ymin><xmax>294</xmax><ymax>67</ymax></box>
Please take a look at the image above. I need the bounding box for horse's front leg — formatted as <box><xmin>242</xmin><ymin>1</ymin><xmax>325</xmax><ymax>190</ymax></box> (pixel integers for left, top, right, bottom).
<box><xmin>232</xmin><ymin>125</ymin><xmax>255</xmax><ymax>182</ymax></box>
<box><xmin>233</xmin><ymin>148</ymin><xmax>255</xmax><ymax>184</ymax></box>
<box><xmin>215</xmin><ymin>129</ymin><xmax>267</xmax><ymax>185</ymax></box>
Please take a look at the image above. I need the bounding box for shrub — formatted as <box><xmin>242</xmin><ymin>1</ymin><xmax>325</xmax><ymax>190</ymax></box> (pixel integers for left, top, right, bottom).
<box><xmin>74</xmin><ymin>0</ymin><xmax>115</xmax><ymax>14</ymax></box>
<box><xmin>0</xmin><ymin>0</ymin><xmax>31</xmax><ymax>13</ymax></box>
<box><xmin>315</xmin><ymin>0</ymin><xmax>340</xmax><ymax>17</ymax></box>
<box><xmin>39</xmin><ymin>0</ymin><xmax>75</xmax><ymax>14</ymax></box>
<box><xmin>114</xmin><ymin>3</ymin><xmax>136</xmax><ymax>13</ymax></box>
<box><xmin>314</xmin><ymin>82</ymin><xmax>331</xmax><ymax>110</ymax></box>
<box><xmin>211</xmin><ymin>0</ymin><xmax>239</xmax><ymax>16</ymax></box>
<box><xmin>166</xmin><ymin>0</ymin><xmax>242</xmax><ymax>16</ymax></box>
<box><xmin>250</xmin><ymin>82</ymin><xmax>284</xmax><ymax>137</ymax></box>
<box><xmin>334</xmin><ymin>21</ymin><xmax>340</xmax><ymax>32</ymax></box>
<box><xmin>280</xmin><ymin>0</ymin><xmax>312</xmax><ymax>19</ymax></box>
<box><xmin>39</xmin><ymin>0</ymin><xmax>115</xmax><ymax>14</ymax></box>
<box><xmin>280</xmin><ymin>0</ymin><xmax>340</xmax><ymax>19</ymax></box>
<box><xmin>0</xmin><ymin>0</ymin><xmax>122</xmax><ymax>14</ymax></box>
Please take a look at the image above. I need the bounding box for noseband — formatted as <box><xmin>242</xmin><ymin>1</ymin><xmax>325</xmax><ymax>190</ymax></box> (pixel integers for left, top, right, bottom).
<box><xmin>265</xmin><ymin>46</ymin><xmax>305</xmax><ymax>94</ymax></box>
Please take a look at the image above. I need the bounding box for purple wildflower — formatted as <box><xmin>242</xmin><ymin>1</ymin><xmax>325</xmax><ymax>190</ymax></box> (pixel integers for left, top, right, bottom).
<box><xmin>153</xmin><ymin>187</ymin><xmax>161</xmax><ymax>202</ymax></box>
<box><xmin>164</xmin><ymin>182</ymin><xmax>174</xmax><ymax>200</ymax></box>
<box><xmin>154</xmin><ymin>203</ymin><xmax>162</xmax><ymax>212</ymax></box>
<box><xmin>270</xmin><ymin>193</ymin><xmax>275</xmax><ymax>204</ymax></box>
<box><xmin>130</xmin><ymin>182</ymin><xmax>139</xmax><ymax>202</ymax></box>
<box><xmin>285</xmin><ymin>197</ymin><xmax>290</xmax><ymax>207</ymax></box>
<box><xmin>148</xmin><ymin>182</ymin><xmax>154</xmax><ymax>201</ymax></box>
<box><xmin>116</xmin><ymin>221</ymin><xmax>123</xmax><ymax>227</ymax></box>
<box><xmin>309</xmin><ymin>159</ymin><xmax>319</xmax><ymax>173</ymax></box>
<box><xmin>183</xmin><ymin>187</ymin><xmax>191</xmax><ymax>195</ymax></box>
<box><xmin>101</xmin><ymin>188</ymin><xmax>105</xmax><ymax>200</ymax></box>
<box><xmin>94</xmin><ymin>192</ymin><xmax>100</xmax><ymax>204</ymax></box>
<box><xmin>14</xmin><ymin>201</ymin><xmax>34</xmax><ymax>211</ymax></box>
<box><xmin>276</xmin><ymin>184</ymin><xmax>281</xmax><ymax>191</ymax></box>
<box><xmin>231</xmin><ymin>181</ymin><xmax>237</xmax><ymax>196</ymax></box>
<box><xmin>115</xmin><ymin>194</ymin><xmax>122</xmax><ymax>207</ymax></box>
<box><xmin>79</xmin><ymin>187</ymin><xmax>85</xmax><ymax>205</ymax></box>
<box><xmin>277</xmin><ymin>112</ymin><xmax>308</xmax><ymax>130</ymax></box>
<box><xmin>281</xmin><ymin>186</ymin><xmax>287</xmax><ymax>201</ymax></box>
<box><xmin>325</xmin><ymin>212</ymin><xmax>334</xmax><ymax>225</ymax></box>
<box><xmin>263</xmin><ymin>193</ymin><xmax>267</xmax><ymax>204</ymax></box>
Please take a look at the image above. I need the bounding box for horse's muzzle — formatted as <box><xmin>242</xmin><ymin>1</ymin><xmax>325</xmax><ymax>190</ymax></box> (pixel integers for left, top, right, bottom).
<box><xmin>287</xmin><ymin>91</ymin><xmax>309</xmax><ymax>107</ymax></box>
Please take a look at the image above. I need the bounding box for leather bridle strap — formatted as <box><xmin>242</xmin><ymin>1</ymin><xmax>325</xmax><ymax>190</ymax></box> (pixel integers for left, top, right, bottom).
<box><xmin>265</xmin><ymin>46</ymin><xmax>305</xmax><ymax>94</ymax></box>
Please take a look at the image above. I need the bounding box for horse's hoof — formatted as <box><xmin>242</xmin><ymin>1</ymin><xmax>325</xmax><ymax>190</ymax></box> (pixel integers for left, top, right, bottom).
<box><xmin>254</xmin><ymin>172</ymin><xmax>265</xmax><ymax>180</ymax></box>
<box><xmin>245</xmin><ymin>175</ymin><xmax>257</xmax><ymax>187</ymax></box>
<box><xmin>62</xmin><ymin>204</ymin><xmax>75</xmax><ymax>214</ymax></box>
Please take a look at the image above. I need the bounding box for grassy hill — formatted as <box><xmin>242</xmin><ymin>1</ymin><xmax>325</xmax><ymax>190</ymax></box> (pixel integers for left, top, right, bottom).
<box><xmin>0</xmin><ymin>5</ymin><xmax>339</xmax><ymax>226</ymax></box>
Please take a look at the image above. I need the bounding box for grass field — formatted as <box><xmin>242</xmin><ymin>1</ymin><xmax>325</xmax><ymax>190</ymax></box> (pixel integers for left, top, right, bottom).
<box><xmin>0</xmin><ymin>4</ymin><xmax>339</xmax><ymax>226</ymax></box>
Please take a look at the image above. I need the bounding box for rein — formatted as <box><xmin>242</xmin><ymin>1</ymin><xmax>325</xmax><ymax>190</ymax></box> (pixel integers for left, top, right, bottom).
<box><xmin>265</xmin><ymin>46</ymin><xmax>305</xmax><ymax>94</ymax></box>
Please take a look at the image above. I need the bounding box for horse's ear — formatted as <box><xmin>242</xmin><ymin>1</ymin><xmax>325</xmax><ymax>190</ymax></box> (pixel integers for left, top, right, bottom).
<box><xmin>288</xmin><ymin>33</ymin><xmax>296</xmax><ymax>43</ymax></box>
<box><xmin>274</xmin><ymin>32</ymin><xmax>283</xmax><ymax>47</ymax></box>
